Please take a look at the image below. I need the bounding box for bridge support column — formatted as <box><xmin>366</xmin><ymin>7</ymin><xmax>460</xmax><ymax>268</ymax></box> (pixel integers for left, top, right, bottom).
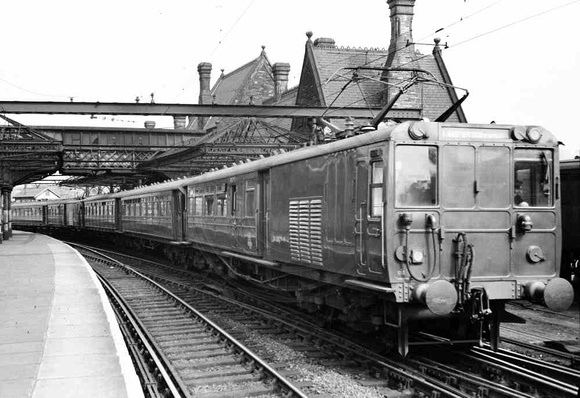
<box><xmin>1</xmin><ymin>187</ymin><xmax>12</xmax><ymax>240</ymax></box>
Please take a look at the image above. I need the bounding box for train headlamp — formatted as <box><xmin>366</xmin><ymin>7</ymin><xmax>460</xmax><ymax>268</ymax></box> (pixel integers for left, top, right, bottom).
<box><xmin>408</xmin><ymin>123</ymin><xmax>429</xmax><ymax>140</ymax></box>
<box><xmin>511</xmin><ymin>126</ymin><xmax>526</xmax><ymax>141</ymax></box>
<box><xmin>526</xmin><ymin>127</ymin><xmax>542</xmax><ymax>143</ymax></box>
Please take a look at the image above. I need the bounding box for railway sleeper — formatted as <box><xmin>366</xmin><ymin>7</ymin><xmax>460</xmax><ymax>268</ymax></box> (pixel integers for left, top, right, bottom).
<box><xmin>167</xmin><ymin>347</ymin><xmax>230</xmax><ymax>360</ymax></box>
<box><xmin>184</xmin><ymin>371</ymin><xmax>259</xmax><ymax>386</ymax></box>
<box><xmin>162</xmin><ymin>343</ymin><xmax>225</xmax><ymax>355</ymax></box>
<box><xmin>188</xmin><ymin>383</ymin><xmax>276</xmax><ymax>398</ymax></box>
<box><xmin>174</xmin><ymin>356</ymin><xmax>240</xmax><ymax>370</ymax></box>
<box><xmin>157</xmin><ymin>336</ymin><xmax>217</xmax><ymax>347</ymax></box>
<box><xmin>150</xmin><ymin>326</ymin><xmax>208</xmax><ymax>336</ymax></box>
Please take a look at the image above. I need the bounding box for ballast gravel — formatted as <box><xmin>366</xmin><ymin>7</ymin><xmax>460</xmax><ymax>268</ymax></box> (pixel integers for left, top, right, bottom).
<box><xmin>201</xmin><ymin>309</ymin><xmax>388</xmax><ymax>397</ymax></box>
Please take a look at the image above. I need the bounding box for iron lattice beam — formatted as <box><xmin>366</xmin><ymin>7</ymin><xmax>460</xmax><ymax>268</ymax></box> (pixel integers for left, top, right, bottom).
<box><xmin>0</xmin><ymin>101</ymin><xmax>422</xmax><ymax>119</ymax></box>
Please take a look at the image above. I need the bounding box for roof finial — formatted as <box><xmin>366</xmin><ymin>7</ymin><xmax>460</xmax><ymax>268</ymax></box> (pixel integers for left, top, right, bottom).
<box><xmin>432</xmin><ymin>37</ymin><xmax>442</xmax><ymax>54</ymax></box>
<box><xmin>261</xmin><ymin>45</ymin><xmax>266</xmax><ymax>53</ymax></box>
<box><xmin>306</xmin><ymin>31</ymin><xmax>313</xmax><ymax>40</ymax></box>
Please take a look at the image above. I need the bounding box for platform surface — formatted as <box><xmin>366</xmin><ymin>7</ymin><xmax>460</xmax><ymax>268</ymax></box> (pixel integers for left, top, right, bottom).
<box><xmin>0</xmin><ymin>231</ymin><xmax>143</xmax><ymax>398</ymax></box>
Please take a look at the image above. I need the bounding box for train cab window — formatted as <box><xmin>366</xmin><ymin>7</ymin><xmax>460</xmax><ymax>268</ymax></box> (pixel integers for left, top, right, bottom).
<box><xmin>478</xmin><ymin>147</ymin><xmax>510</xmax><ymax>208</ymax></box>
<box><xmin>442</xmin><ymin>146</ymin><xmax>475</xmax><ymax>208</ymax></box>
<box><xmin>370</xmin><ymin>161</ymin><xmax>384</xmax><ymax>217</ymax></box>
<box><xmin>514</xmin><ymin>149</ymin><xmax>553</xmax><ymax>207</ymax></box>
<box><xmin>395</xmin><ymin>146</ymin><xmax>438</xmax><ymax>207</ymax></box>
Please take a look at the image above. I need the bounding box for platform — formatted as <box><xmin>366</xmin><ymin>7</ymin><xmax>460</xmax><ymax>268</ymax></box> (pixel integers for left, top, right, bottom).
<box><xmin>0</xmin><ymin>231</ymin><xmax>143</xmax><ymax>398</ymax></box>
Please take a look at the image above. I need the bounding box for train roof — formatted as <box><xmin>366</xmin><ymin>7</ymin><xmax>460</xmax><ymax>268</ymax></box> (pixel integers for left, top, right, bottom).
<box><xmin>22</xmin><ymin>121</ymin><xmax>558</xmax><ymax>203</ymax></box>
<box><xmin>116</xmin><ymin>121</ymin><xmax>557</xmax><ymax>199</ymax></box>
<box><xmin>115</xmin><ymin>121</ymin><xmax>412</xmax><ymax>199</ymax></box>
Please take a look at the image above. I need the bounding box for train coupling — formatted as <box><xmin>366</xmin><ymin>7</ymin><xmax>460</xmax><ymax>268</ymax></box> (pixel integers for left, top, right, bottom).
<box><xmin>525</xmin><ymin>277</ymin><xmax>574</xmax><ymax>311</ymax></box>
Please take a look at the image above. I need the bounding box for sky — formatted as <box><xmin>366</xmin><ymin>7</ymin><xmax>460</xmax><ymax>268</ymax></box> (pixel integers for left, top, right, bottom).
<box><xmin>0</xmin><ymin>0</ymin><xmax>579</xmax><ymax>159</ymax></box>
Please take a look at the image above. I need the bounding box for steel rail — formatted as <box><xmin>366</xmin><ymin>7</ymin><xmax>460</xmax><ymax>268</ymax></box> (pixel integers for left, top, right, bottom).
<box><xmin>410</xmin><ymin>356</ymin><xmax>533</xmax><ymax>398</ymax></box>
<box><xmin>500</xmin><ymin>336</ymin><xmax>580</xmax><ymax>365</ymax></box>
<box><xmin>93</xmin><ymin>273</ymin><xmax>186</xmax><ymax>397</ymax></box>
<box><xmin>75</xmin><ymin>247</ymin><xmax>188</xmax><ymax>398</ymax></box>
<box><xmin>464</xmin><ymin>350</ymin><xmax>579</xmax><ymax>397</ymax></box>
<box><xmin>73</xmin><ymin>243</ymin><xmax>308</xmax><ymax>398</ymax></box>
<box><xmin>475</xmin><ymin>344</ymin><xmax>580</xmax><ymax>387</ymax></box>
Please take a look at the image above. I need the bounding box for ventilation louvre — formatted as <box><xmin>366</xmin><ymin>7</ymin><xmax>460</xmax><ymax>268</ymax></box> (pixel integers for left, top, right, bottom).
<box><xmin>289</xmin><ymin>197</ymin><xmax>323</xmax><ymax>266</ymax></box>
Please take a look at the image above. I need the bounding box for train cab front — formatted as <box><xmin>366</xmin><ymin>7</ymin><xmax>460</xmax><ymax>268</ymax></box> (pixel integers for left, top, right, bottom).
<box><xmin>381</xmin><ymin>121</ymin><xmax>574</xmax><ymax>355</ymax></box>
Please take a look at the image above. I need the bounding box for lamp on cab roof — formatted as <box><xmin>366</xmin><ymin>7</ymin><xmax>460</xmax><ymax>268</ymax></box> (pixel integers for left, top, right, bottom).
<box><xmin>526</xmin><ymin>127</ymin><xmax>542</xmax><ymax>144</ymax></box>
<box><xmin>408</xmin><ymin>122</ymin><xmax>429</xmax><ymax>140</ymax></box>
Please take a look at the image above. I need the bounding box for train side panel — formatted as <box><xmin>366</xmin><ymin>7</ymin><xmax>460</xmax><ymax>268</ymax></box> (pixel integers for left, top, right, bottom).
<box><xmin>120</xmin><ymin>192</ymin><xmax>175</xmax><ymax>240</ymax></box>
<box><xmin>266</xmin><ymin>149</ymin><xmax>363</xmax><ymax>276</ymax></box>
<box><xmin>11</xmin><ymin>202</ymin><xmax>45</xmax><ymax>227</ymax></box>
<box><xmin>47</xmin><ymin>203</ymin><xmax>65</xmax><ymax>226</ymax></box>
<box><xmin>84</xmin><ymin>199</ymin><xmax>116</xmax><ymax>230</ymax></box>
<box><xmin>185</xmin><ymin>173</ymin><xmax>258</xmax><ymax>255</ymax></box>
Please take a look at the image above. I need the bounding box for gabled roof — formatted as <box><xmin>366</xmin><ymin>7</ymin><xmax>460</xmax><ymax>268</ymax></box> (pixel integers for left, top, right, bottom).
<box><xmin>295</xmin><ymin>36</ymin><xmax>466</xmax><ymax>123</ymax></box>
<box><xmin>12</xmin><ymin>186</ymin><xmax>59</xmax><ymax>200</ymax></box>
<box><xmin>12</xmin><ymin>185</ymin><xmax>85</xmax><ymax>200</ymax></box>
<box><xmin>187</xmin><ymin>48</ymin><xmax>276</xmax><ymax>131</ymax></box>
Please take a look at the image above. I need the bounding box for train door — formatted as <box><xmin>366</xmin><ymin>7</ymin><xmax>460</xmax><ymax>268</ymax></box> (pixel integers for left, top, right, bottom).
<box><xmin>258</xmin><ymin>170</ymin><xmax>270</xmax><ymax>256</ymax></box>
<box><xmin>440</xmin><ymin>145</ymin><xmax>511</xmax><ymax>279</ymax></box>
<box><xmin>173</xmin><ymin>190</ymin><xmax>185</xmax><ymax>241</ymax></box>
<box><xmin>114</xmin><ymin>198</ymin><xmax>122</xmax><ymax>231</ymax></box>
<box><xmin>512</xmin><ymin>148</ymin><xmax>557</xmax><ymax>278</ymax></box>
<box><xmin>354</xmin><ymin>150</ymin><xmax>385</xmax><ymax>275</ymax></box>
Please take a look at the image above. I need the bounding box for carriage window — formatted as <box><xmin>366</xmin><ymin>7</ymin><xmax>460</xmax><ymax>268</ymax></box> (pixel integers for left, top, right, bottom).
<box><xmin>514</xmin><ymin>149</ymin><xmax>553</xmax><ymax>207</ymax></box>
<box><xmin>217</xmin><ymin>195</ymin><xmax>227</xmax><ymax>216</ymax></box>
<box><xmin>370</xmin><ymin>161</ymin><xmax>384</xmax><ymax>217</ymax></box>
<box><xmin>231</xmin><ymin>184</ymin><xmax>237</xmax><ymax>215</ymax></box>
<box><xmin>245</xmin><ymin>184</ymin><xmax>255</xmax><ymax>217</ymax></box>
<box><xmin>395</xmin><ymin>146</ymin><xmax>438</xmax><ymax>206</ymax></box>
<box><xmin>205</xmin><ymin>196</ymin><xmax>214</xmax><ymax>216</ymax></box>
<box><xmin>194</xmin><ymin>197</ymin><xmax>203</xmax><ymax>216</ymax></box>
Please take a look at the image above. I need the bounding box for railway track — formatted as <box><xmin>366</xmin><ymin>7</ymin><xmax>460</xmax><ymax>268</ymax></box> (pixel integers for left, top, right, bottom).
<box><xmin>74</xmin><ymin>244</ymin><xmax>307</xmax><ymax>398</ymax></box>
<box><xmin>71</xmin><ymin>244</ymin><xmax>469</xmax><ymax>397</ymax></box>
<box><xmin>72</xmin><ymin>242</ymin><xmax>580</xmax><ymax>398</ymax></box>
<box><xmin>411</xmin><ymin>344</ymin><xmax>580</xmax><ymax>398</ymax></box>
<box><xmin>100</xmin><ymin>272</ymin><xmax>186</xmax><ymax>398</ymax></box>
<box><xmin>472</xmin><ymin>345</ymin><xmax>580</xmax><ymax>394</ymax></box>
<box><xmin>500</xmin><ymin>336</ymin><xmax>580</xmax><ymax>368</ymax></box>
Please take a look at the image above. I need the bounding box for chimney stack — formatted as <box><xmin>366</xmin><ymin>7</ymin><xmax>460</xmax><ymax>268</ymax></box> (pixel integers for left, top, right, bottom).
<box><xmin>387</xmin><ymin>0</ymin><xmax>415</xmax><ymax>51</ymax></box>
<box><xmin>198</xmin><ymin>62</ymin><xmax>212</xmax><ymax>105</ymax></box>
<box><xmin>272</xmin><ymin>63</ymin><xmax>290</xmax><ymax>100</ymax></box>
<box><xmin>383</xmin><ymin>0</ymin><xmax>420</xmax><ymax>109</ymax></box>
<box><xmin>197</xmin><ymin>62</ymin><xmax>212</xmax><ymax>130</ymax></box>
<box><xmin>173</xmin><ymin>116</ymin><xmax>187</xmax><ymax>129</ymax></box>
